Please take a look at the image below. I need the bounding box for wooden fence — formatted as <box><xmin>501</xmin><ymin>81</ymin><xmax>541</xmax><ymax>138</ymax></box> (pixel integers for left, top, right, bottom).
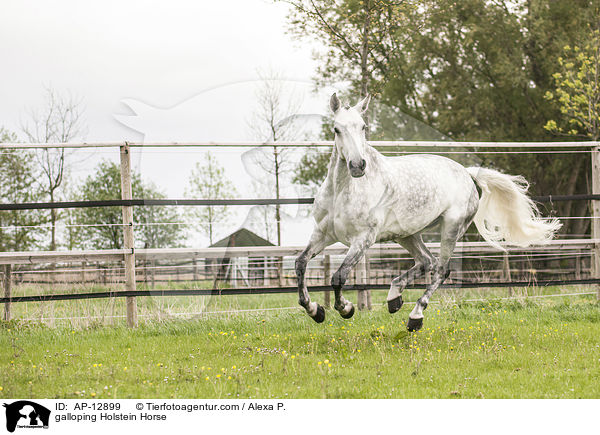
<box><xmin>1</xmin><ymin>140</ymin><xmax>599</xmax><ymax>327</ymax></box>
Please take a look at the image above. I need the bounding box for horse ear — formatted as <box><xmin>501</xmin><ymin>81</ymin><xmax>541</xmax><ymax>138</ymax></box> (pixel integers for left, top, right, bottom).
<box><xmin>356</xmin><ymin>94</ymin><xmax>371</xmax><ymax>113</ymax></box>
<box><xmin>330</xmin><ymin>93</ymin><xmax>341</xmax><ymax>113</ymax></box>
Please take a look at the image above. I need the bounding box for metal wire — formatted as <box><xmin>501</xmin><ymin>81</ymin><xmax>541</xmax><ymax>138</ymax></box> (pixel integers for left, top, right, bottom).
<box><xmin>13</xmin><ymin>291</ymin><xmax>596</xmax><ymax>323</ymax></box>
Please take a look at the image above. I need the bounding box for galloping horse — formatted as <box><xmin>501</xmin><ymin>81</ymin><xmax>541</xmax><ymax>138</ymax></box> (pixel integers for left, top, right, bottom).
<box><xmin>295</xmin><ymin>93</ymin><xmax>560</xmax><ymax>331</ymax></box>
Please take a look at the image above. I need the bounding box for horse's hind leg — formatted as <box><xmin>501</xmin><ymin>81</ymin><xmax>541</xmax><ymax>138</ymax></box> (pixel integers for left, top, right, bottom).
<box><xmin>387</xmin><ymin>234</ymin><xmax>436</xmax><ymax>314</ymax></box>
<box><xmin>407</xmin><ymin>211</ymin><xmax>475</xmax><ymax>332</ymax></box>
<box><xmin>296</xmin><ymin>229</ymin><xmax>332</xmax><ymax>323</ymax></box>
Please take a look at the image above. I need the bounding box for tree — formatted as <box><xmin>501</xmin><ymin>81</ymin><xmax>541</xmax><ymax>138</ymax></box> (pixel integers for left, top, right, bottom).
<box><xmin>247</xmin><ymin>69</ymin><xmax>304</xmax><ymax>245</ymax></box>
<box><xmin>21</xmin><ymin>86</ymin><xmax>87</xmax><ymax>250</ymax></box>
<box><xmin>0</xmin><ymin>127</ymin><xmax>46</xmax><ymax>251</ymax></box>
<box><xmin>62</xmin><ymin>179</ymin><xmax>84</xmax><ymax>251</ymax></box>
<box><xmin>186</xmin><ymin>152</ymin><xmax>237</xmax><ymax>246</ymax></box>
<box><xmin>74</xmin><ymin>160</ymin><xmax>183</xmax><ymax>249</ymax></box>
<box><xmin>292</xmin><ymin>146</ymin><xmax>332</xmax><ymax>193</ymax></box>
<box><xmin>287</xmin><ymin>0</ymin><xmax>599</xmax><ymax>236</ymax></box>
<box><xmin>138</xmin><ymin>181</ymin><xmax>185</xmax><ymax>249</ymax></box>
<box><xmin>284</xmin><ymin>0</ymin><xmax>419</xmax><ymax>100</ymax></box>
<box><xmin>248</xmin><ymin>180</ymin><xmax>276</xmax><ymax>243</ymax></box>
<box><xmin>544</xmin><ymin>30</ymin><xmax>600</xmax><ymax>141</ymax></box>
<box><xmin>541</xmin><ymin>27</ymin><xmax>600</xmax><ymax>237</ymax></box>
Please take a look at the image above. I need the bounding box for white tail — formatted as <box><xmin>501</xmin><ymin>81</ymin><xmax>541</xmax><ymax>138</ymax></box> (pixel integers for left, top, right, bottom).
<box><xmin>466</xmin><ymin>167</ymin><xmax>562</xmax><ymax>250</ymax></box>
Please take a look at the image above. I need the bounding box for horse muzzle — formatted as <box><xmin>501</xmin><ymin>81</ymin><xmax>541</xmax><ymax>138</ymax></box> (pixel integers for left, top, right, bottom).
<box><xmin>348</xmin><ymin>159</ymin><xmax>366</xmax><ymax>178</ymax></box>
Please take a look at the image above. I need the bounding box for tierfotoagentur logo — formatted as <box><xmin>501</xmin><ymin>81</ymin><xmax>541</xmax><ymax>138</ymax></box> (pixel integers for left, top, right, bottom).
<box><xmin>3</xmin><ymin>401</ymin><xmax>50</xmax><ymax>433</ymax></box>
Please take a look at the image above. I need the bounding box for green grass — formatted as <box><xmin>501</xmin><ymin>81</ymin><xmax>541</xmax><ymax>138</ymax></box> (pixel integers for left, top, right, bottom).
<box><xmin>1</xmin><ymin>295</ymin><xmax>599</xmax><ymax>399</ymax></box>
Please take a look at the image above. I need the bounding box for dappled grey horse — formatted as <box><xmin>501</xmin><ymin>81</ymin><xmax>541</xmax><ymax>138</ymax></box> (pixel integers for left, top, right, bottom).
<box><xmin>296</xmin><ymin>93</ymin><xmax>561</xmax><ymax>331</ymax></box>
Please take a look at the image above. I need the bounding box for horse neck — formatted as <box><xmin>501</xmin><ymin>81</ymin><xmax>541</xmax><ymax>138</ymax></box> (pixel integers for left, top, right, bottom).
<box><xmin>331</xmin><ymin>146</ymin><xmax>348</xmax><ymax>180</ymax></box>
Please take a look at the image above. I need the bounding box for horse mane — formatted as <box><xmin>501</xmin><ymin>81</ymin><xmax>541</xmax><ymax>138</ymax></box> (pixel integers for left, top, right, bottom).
<box><xmin>328</xmin><ymin>144</ymin><xmax>338</xmax><ymax>169</ymax></box>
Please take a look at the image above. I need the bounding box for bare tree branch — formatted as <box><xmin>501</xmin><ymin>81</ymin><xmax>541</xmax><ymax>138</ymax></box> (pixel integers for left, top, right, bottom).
<box><xmin>20</xmin><ymin>86</ymin><xmax>87</xmax><ymax>250</ymax></box>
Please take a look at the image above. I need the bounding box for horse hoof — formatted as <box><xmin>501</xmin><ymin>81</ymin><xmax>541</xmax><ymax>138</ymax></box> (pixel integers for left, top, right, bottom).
<box><xmin>312</xmin><ymin>305</ymin><xmax>326</xmax><ymax>323</ymax></box>
<box><xmin>407</xmin><ymin>317</ymin><xmax>423</xmax><ymax>332</ymax></box>
<box><xmin>387</xmin><ymin>296</ymin><xmax>403</xmax><ymax>314</ymax></box>
<box><xmin>340</xmin><ymin>304</ymin><xmax>355</xmax><ymax>319</ymax></box>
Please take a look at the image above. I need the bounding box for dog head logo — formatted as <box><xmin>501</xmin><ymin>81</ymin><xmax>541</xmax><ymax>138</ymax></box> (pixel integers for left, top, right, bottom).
<box><xmin>3</xmin><ymin>401</ymin><xmax>50</xmax><ymax>432</ymax></box>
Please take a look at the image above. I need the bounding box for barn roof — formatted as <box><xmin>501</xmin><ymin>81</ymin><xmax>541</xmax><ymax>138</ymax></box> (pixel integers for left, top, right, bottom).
<box><xmin>209</xmin><ymin>228</ymin><xmax>274</xmax><ymax>248</ymax></box>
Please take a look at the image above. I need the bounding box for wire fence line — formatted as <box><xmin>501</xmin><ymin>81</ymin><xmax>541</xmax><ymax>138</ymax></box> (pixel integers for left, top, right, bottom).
<box><xmin>1</xmin><ymin>140</ymin><xmax>600</xmax><ymax>326</ymax></box>
<box><xmin>8</xmin><ymin>149</ymin><xmax>595</xmax><ymax>156</ymax></box>
<box><xmin>1</xmin><ymin>218</ymin><xmax>598</xmax><ymax>232</ymax></box>
<box><xmin>10</xmin><ymin>148</ymin><xmax>592</xmax><ymax>156</ymax></box>
<box><xmin>1</xmin><ymin>140</ymin><xmax>598</xmax><ymax>149</ymax></box>
<box><xmin>15</xmin><ymin>291</ymin><xmax>599</xmax><ymax>323</ymax></box>
<box><xmin>2</xmin><ymin>278</ymin><xmax>599</xmax><ymax>304</ymax></box>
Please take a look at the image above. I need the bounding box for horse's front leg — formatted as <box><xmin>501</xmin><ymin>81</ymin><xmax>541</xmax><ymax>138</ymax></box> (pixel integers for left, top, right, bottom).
<box><xmin>332</xmin><ymin>235</ymin><xmax>375</xmax><ymax>319</ymax></box>
<box><xmin>296</xmin><ymin>229</ymin><xmax>331</xmax><ymax>323</ymax></box>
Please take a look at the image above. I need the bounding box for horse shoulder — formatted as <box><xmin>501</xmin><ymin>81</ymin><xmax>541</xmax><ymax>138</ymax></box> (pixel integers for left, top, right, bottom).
<box><xmin>312</xmin><ymin>175</ymin><xmax>334</xmax><ymax>222</ymax></box>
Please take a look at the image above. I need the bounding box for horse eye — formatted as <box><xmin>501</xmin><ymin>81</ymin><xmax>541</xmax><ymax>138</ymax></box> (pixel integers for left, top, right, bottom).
<box><xmin>334</xmin><ymin>127</ymin><xmax>340</xmax><ymax>134</ymax></box>
<box><xmin>362</xmin><ymin>125</ymin><xmax>368</xmax><ymax>131</ymax></box>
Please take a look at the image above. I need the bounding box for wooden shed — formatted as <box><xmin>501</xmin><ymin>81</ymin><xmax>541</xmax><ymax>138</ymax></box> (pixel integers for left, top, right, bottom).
<box><xmin>209</xmin><ymin>228</ymin><xmax>275</xmax><ymax>286</ymax></box>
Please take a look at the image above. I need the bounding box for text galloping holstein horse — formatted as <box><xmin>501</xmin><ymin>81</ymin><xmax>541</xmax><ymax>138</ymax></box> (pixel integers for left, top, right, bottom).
<box><xmin>296</xmin><ymin>94</ymin><xmax>561</xmax><ymax>331</ymax></box>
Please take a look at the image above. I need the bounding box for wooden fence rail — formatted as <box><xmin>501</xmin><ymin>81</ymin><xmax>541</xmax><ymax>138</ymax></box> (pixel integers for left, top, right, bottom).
<box><xmin>0</xmin><ymin>239</ymin><xmax>596</xmax><ymax>265</ymax></box>
<box><xmin>1</xmin><ymin>140</ymin><xmax>600</xmax><ymax>326</ymax></box>
<box><xmin>1</xmin><ymin>140</ymin><xmax>598</xmax><ymax>149</ymax></box>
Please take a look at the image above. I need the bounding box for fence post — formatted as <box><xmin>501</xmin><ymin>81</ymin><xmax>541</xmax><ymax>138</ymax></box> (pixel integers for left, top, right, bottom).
<box><xmin>143</xmin><ymin>260</ymin><xmax>148</xmax><ymax>285</ymax></box>
<box><xmin>365</xmin><ymin>253</ymin><xmax>372</xmax><ymax>310</ymax></box>
<box><xmin>357</xmin><ymin>256</ymin><xmax>370</xmax><ymax>310</ymax></box>
<box><xmin>262</xmin><ymin>257</ymin><xmax>269</xmax><ymax>286</ymax></box>
<box><xmin>276</xmin><ymin>258</ymin><xmax>283</xmax><ymax>287</ymax></box>
<box><xmin>3</xmin><ymin>264</ymin><xmax>12</xmax><ymax>321</ymax></box>
<box><xmin>592</xmin><ymin>145</ymin><xmax>600</xmax><ymax>300</ymax></box>
<box><xmin>502</xmin><ymin>252</ymin><xmax>513</xmax><ymax>297</ymax></box>
<box><xmin>193</xmin><ymin>259</ymin><xmax>199</xmax><ymax>281</ymax></box>
<box><xmin>323</xmin><ymin>255</ymin><xmax>331</xmax><ymax>308</ymax></box>
<box><xmin>81</xmin><ymin>261</ymin><xmax>87</xmax><ymax>285</ymax></box>
<box><xmin>120</xmin><ymin>143</ymin><xmax>138</xmax><ymax>327</ymax></box>
<box><xmin>151</xmin><ymin>260</ymin><xmax>156</xmax><ymax>289</ymax></box>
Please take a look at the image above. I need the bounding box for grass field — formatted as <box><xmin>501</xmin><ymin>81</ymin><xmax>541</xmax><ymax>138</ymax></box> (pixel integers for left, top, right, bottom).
<box><xmin>1</xmin><ymin>292</ymin><xmax>599</xmax><ymax>399</ymax></box>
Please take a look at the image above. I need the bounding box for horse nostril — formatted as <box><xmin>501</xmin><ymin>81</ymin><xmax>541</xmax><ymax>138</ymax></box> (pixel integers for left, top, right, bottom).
<box><xmin>349</xmin><ymin>159</ymin><xmax>366</xmax><ymax>173</ymax></box>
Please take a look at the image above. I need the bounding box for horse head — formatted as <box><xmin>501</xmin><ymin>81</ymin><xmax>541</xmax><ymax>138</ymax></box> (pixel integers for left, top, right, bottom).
<box><xmin>330</xmin><ymin>93</ymin><xmax>371</xmax><ymax>178</ymax></box>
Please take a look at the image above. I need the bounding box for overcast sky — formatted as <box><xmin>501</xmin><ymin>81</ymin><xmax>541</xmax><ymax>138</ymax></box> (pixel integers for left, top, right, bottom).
<box><xmin>1</xmin><ymin>0</ymin><xmax>318</xmax><ymax>137</ymax></box>
<box><xmin>0</xmin><ymin>0</ymin><xmax>337</xmax><ymax>245</ymax></box>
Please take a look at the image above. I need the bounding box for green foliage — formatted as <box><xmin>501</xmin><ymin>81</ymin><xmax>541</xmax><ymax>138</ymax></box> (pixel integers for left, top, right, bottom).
<box><xmin>0</xmin><ymin>127</ymin><xmax>46</xmax><ymax>251</ymax></box>
<box><xmin>74</xmin><ymin>160</ymin><xmax>183</xmax><ymax>249</ymax></box>
<box><xmin>185</xmin><ymin>152</ymin><xmax>237</xmax><ymax>246</ymax></box>
<box><xmin>291</xmin><ymin>116</ymin><xmax>333</xmax><ymax>189</ymax></box>
<box><xmin>544</xmin><ymin>31</ymin><xmax>600</xmax><ymax>140</ymax></box>
<box><xmin>285</xmin><ymin>0</ymin><xmax>421</xmax><ymax>94</ymax></box>
<box><xmin>292</xmin><ymin>149</ymin><xmax>332</xmax><ymax>191</ymax></box>
<box><xmin>287</xmin><ymin>0</ymin><xmax>598</xmax><ymax>236</ymax></box>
